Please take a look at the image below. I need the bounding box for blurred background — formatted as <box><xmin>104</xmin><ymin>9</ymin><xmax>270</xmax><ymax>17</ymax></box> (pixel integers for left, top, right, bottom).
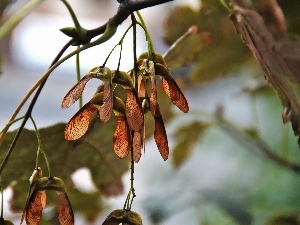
<box><xmin>1</xmin><ymin>0</ymin><xmax>300</xmax><ymax>224</ymax></box>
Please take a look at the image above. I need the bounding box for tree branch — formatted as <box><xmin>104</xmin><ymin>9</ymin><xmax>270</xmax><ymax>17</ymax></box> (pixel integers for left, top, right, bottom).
<box><xmin>219</xmin><ymin>118</ymin><xmax>300</xmax><ymax>173</ymax></box>
<box><xmin>87</xmin><ymin>0</ymin><xmax>174</xmax><ymax>39</ymax></box>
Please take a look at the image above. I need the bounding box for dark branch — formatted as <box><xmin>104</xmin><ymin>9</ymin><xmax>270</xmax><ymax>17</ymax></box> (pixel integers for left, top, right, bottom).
<box><xmin>87</xmin><ymin>0</ymin><xmax>174</xmax><ymax>39</ymax></box>
<box><xmin>219</xmin><ymin>118</ymin><xmax>300</xmax><ymax>173</ymax></box>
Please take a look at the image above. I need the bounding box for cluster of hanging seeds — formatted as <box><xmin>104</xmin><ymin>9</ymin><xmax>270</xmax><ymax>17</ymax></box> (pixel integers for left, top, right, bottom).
<box><xmin>61</xmin><ymin>52</ymin><xmax>189</xmax><ymax>162</ymax></box>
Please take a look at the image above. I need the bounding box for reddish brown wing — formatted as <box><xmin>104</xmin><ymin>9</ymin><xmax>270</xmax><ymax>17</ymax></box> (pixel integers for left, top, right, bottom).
<box><xmin>133</xmin><ymin>131</ymin><xmax>142</xmax><ymax>163</ymax></box>
<box><xmin>65</xmin><ymin>103</ymin><xmax>97</xmax><ymax>140</ymax></box>
<box><xmin>125</xmin><ymin>89</ymin><xmax>144</xmax><ymax>131</ymax></box>
<box><xmin>58</xmin><ymin>193</ymin><xmax>74</xmax><ymax>225</ymax></box>
<box><xmin>113</xmin><ymin>116</ymin><xmax>130</xmax><ymax>158</ymax></box>
<box><xmin>100</xmin><ymin>82</ymin><xmax>113</xmax><ymax>123</ymax></box>
<box><xmin>61</xmin><ymin>75</ymin><xmax>92</xmax><ymax>109</ymax></box>
<box><xmin>162</xmin><ymin>77</ymin><xmax>189</xmax><ymax>113</ymax></box>
<box><xmin>138</xmin><ymin>75</ymin><xmax>146</xmax><ymax>98</ymax></box>
<box><xmin>150</xmin><ymin>77</ymin><xmax>157</xmax><ymax>117</ymax></box>
<box><xmin>154</xmin><ymin>116</ymin><xmax>169</xmax><ymax>161</ymax></box>
<box><xmin>25</xmin><ymin>191</ymin><xmax>46</xmax><ymax>225</ymax></box>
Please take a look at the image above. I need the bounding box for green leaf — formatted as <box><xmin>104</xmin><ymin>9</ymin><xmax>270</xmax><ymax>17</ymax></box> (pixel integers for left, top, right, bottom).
<box><xmin>0</xmin><ymin>218</ymin><xmax>14</xmax><ymax>225</ymax></box>
<box><xmin>164</xmin><ymin>28</ymin><xmax>212</xmax><ymax>70</ymax></box>
<box><xmin>68</xmin><ymin>188</ymin><xmax>103</xmax><ymax>222</ymax></box>
<box><xmin>265</xmin><ymin>212</ymin><xmax>300</xmax><ymax>225</ymax></box>
<box><xmin>163</xmin><ymin>2</ymin><xmax>251</xmax><ymax>84</ymax></box>
<box><xmin>0</xmin><ymin>117</ymin><xmax>130</xmax><ymax>221</ymax></box>
<box><xmin>172</xmin><ymin>121</ymin><xmax>208</xmax><ymax>168</ymax></box>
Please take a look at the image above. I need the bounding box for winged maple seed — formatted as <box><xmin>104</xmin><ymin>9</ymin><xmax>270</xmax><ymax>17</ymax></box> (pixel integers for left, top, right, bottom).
<box><xmin>21</xmin><ymin>167</ymin><xmax>43</xmax><ymax>225</ymax></box>
<box><xmin>153</xmin><ymin>104</ymin><xmax>169</xmax><ymax>160</ymax></box>
<box><xmin>138</xmin><ymin>52</ymin><xmax>189</xmax><ymax>113</ymax></box>
<box><xmin>102</xmin><ymin>209</ymin><xmax>142</xmax><ymax>225</ymax></box>
<box><xmin>65</xmin><ymin>92</ymin><xmax>131</xmax><ymax>158</ymax></box>
<box><xmin>230</xmin><ymin>0</ymin><xmax>300</xmax><ymax>145</ymax></box>
<box><xmin>138</xmin><ymin>56</ymin><xmax>169</xmax><ymax>160</ymax></box>
<box><xmin>21</xmin><ymin>177</ymin><xmax>74</xmax><ymax>225</ymax></box>
<box><xmin>61</xmin><ymin>66</ymin><xmax>100</xmax><ymax>109</ymax></box>
<box><xmin>112</xmin><ymin>70</ymin><xmax>144</xmax><ymax>132</ymax></box>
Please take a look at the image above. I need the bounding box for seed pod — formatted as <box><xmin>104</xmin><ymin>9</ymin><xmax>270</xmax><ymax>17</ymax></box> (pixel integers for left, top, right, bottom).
<box><xmin>102</xmin><ymin>209</ymin><xmax>142</xmax><ymax>225</ymax></box>
<box><xmin>152</xmin><ymin>104</ymin><xmax>169</xmax><ymax>161</ymax></box>
<box><xmin>113</xmin><ymin>116</ymin><xmax>130</xmax><ymax>159</ymax></box>
<box><xmin>22</xmin><ymin>177</ymin><xmax>74</xmax><ymax>225</ymax></box>
<box><xmin>137</xmin><ymin>52</ymin><xmax>149</xmax><ymax>61</ymax></box>
<box><xmin>58</xmin><ymin>193</ymin><xmax>74</xmax><ymax>225</ymax></box>
<box><xmin>155</xmin><ymin>63</ymin><xmax>189</xmax><ymax>113</ymax></box>
<box><xmin>133</xmin><ymin>130</ymin><xmax>142</xmax><ymax>163</ymax></box>
<box><xmin>125</xmin><ymin>89</ymin><xmax>144</xmax><ymax>131</ymax></box>
<box><xmin>62</xmin><ymin>67</ymin><xmax>99</xmax><ymax>109</ymax></box>
<box><xmin>34</xmin><ymin>177</ymin><xmax>66</xmax><ymax>193</ymax></box>
<box><xmin>112</xmin><ymin>70</ymin><xmax>134</xmax><ymax>90</ymax></box>
<box><xmin>25</xmin><ymin>190</ymin><xmax>46</xmax><ymax>225</ymax></box>
<box><xmin>64</xmin><ymin>101</ymin><xmax>98</xmax><ymax>140</ymax></box>
<box><xmin>0</xmin><ymin>218</ymin><xmax>14</xmax><ymax>225</ymax></box>
<box><xmin>153</xmin><ymin>53</ymin><xmax>167</xmax><ymax>66</ymax></box>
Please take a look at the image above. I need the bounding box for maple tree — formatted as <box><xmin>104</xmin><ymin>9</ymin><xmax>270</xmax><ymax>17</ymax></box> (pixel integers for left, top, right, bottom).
<box><xmin>0</xmin><ymin>0</ymin><xmax>300</xmax><ymax>224</ymax></box>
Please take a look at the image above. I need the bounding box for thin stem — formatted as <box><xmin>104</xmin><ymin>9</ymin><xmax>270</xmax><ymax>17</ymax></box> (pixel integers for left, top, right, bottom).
<box><xmin>102</xmin><ymin>25</ymin><xmax>133</xmax><ymax>67</ymax></box>
<box><xmin>218</xmin><ymin>116</ymin><xmax>300</xmax><ymax>172</ymax></box>
<box><xmin>219</xmin><ymin>0</ymin><xmax>234</xmax><ymax>13</ymax></box>
<box><xmin>131</xmin><ymin>13</ymin><xmax>138</xmax><ymax>90</ymax></box>
<box><xmin>136</xmin><ymin>11</ymin><xmax>154</xmax><ymax>59</ymax></box>
<box><xmin>163</xmin><ymin>25</ymin><xmax>198</xmax><ymax>58</ymax></box>
<box><xmin>76</xmin><ymin>46</ymin><xmax>83</xmax><ymax>108</ymax></box>
<box><xmin>129</xmin><ymin>139</ymin><xmax>136</xmax><ymax>209</ymax></box>
<box><xmin>123</xmin><ymin>142</ymin><xmax>136</xmax><ymax>210</ymax></box>
<box><xmin>30</xmin><ymin>116</ymin><xmax>52</xmax><ymax>177</ymax></box>
<box><xmin>0</xmin><ymin>39</ymin><xmax>74</xmax><ymax>145</ymax></box>
<box><xmin>60</xmin><ymin>0</ymin><xmax>81</xmax><ymax>30</ymax></box>
<box><xmin>0</xmin><ymin>116</ymin><xmax>25</xmax><ymax>135</ymax></box>
<box><xmin>0</xmin><ymin>38</ymin><xmax>74</xmax><ymax>176</ymax></box>
<box><xmin>117</xmin><ymin>40</ymin><xmax>124</xmax><ymax>71</ymax></box>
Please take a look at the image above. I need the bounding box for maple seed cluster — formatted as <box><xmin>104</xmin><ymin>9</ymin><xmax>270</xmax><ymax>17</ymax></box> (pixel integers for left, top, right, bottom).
<box><xmin>61</xmin><ymin>52</ymin><xmax>189</xmax><ymax>162</ymax></box>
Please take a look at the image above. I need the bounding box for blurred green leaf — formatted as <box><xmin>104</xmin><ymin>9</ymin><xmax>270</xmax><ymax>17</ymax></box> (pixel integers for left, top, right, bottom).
<box><xmin>165</xmin><ymin>31</ymin><xmax>212</xmax><ymax>70</ymax></box>
<box><xmin>164</xmin><ymin>1</ymin><xmax>251</xmax><ymax>84</ymax></box>
<box><xmin>172</xmin><ymin>121</ymin><xmax>208</xmax><ymax>168</ymax></box>
<box><xmin>0</xmin><ymin>218</ymin><xmax>14</xmax><ymax>225</ymax></box>
<box><xmin>202</xmin><ymin>190</ymin><xmax>252</xmax><ymax>225</ymax></box>
<box><xmin>265</xmin><ymin>212</ymin><xmax>300</xmax><ymax>225</ymax></box>
<box><xmin>0</xmin><ymin>117</ymin><xmax>130</xmax><ymax>221</ymax></box>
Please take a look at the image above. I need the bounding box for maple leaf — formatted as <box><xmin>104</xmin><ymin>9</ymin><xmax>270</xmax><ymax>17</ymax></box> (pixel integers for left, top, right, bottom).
<box><xmin>0</xmin><ymin>122</ymin><xmax>129</xmax><ymax>220</ymax></box>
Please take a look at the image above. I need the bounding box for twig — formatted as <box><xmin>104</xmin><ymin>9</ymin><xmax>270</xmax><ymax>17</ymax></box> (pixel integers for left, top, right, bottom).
<box><xmin>219</xmin><ymin>118</ymin><xmax>300</xmax><ymax>172</ymax></box>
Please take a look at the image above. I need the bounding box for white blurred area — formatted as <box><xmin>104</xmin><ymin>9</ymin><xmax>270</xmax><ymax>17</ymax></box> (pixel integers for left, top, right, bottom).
<box><xmin>0</xmin><ymin>0</ymin><xmax>262</xmax><ymax>225</ymax></box>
